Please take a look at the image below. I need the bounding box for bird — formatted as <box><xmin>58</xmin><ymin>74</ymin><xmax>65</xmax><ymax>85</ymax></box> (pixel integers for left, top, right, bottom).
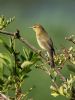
<box><xmin>30</xmin><ymin>24</ymin><xmax>55</xmax><ymax>68</ymax></box>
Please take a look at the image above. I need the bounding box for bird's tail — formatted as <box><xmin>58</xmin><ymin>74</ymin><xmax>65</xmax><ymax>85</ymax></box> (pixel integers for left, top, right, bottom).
<box><xmin>49</xmin><ymin>48</ymin><xmax>55</xmax><ymax>68</ymax></box>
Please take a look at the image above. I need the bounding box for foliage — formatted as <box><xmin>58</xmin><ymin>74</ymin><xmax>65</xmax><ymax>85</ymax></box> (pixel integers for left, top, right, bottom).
<box><xmin>0</xmin><ymin>15</ymin><xmax>15</xmax><ymax>30</ymax></box>
<box><xmin>0</xmin><ymin>16</ymin><xmax>40</xmax><ymax>99</ymax></box>
<box><xmin>0</xmin><ymin>37</ymin><xmax>40</xmax><ymax>99</ymax></box>
<box><xmin>50</xmin><ymin>74</ymin><xmax>75</xmax><ymax>98</ymax></box>
<box><xmin>0</xmin><ymin>15</ymin><xmax>75</xmax><ymax>100</ymax></box>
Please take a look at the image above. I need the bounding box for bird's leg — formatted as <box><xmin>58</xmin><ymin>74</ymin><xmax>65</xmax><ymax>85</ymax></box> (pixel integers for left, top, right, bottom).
<box><xmin>37</xmin><ymin>50</ymin><xmax>42</xmax><ymax>56</ymax></box>
<box><xmin>38</xmin><ymin>49</ymin><xmax>46</xmax><ymax>55</ymax></box>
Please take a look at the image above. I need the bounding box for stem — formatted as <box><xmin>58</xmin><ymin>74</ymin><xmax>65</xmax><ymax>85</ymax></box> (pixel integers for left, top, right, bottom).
<box><xmin>0</xmin><ymin>30</ymin><xmax>14</xmax><ymax>36</ymax></box>
<box><xmin>10</xmin><ymin>37</ymin><xmax>22</xmax><ymax>100</ymax></box>
<box><xmin>65</xmin><ymin>36</ymin><xmax>75</xmax><ymax>44</ymax></box>
<box><xmin>55</xmin><ymin>68</ymin><xmax>66</xmax><ymax>82</ymax></box>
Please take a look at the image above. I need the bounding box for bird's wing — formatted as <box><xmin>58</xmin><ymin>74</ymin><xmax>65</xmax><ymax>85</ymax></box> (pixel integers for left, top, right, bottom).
<box><xmin>48</xmin><ymin>38</ymin><xmax>55</xmax><ymax>55</ymax></box>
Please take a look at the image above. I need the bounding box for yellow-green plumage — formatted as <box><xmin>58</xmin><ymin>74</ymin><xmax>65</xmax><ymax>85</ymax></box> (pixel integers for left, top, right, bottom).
<box><xmin>32</xmin><ymin>24</ymin><xmax>55</xmax><ymax>68</ymax></box>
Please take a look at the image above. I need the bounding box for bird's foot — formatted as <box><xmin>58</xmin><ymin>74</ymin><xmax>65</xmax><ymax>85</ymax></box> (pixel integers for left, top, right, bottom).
<box><xmin>37</xmin><ymin>50</ymin><xmax>42</xmax><ymax>55</ymax></box>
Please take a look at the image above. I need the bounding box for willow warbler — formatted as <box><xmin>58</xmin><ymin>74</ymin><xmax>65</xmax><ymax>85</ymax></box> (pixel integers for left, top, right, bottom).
<box><xmin>30</xmin><ymin>24</ymin><xmax>55</xmax><ymax>68</ymax></box>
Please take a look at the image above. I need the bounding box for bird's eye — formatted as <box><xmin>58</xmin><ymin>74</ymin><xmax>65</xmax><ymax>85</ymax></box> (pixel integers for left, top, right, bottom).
<box><xmin>33</xmin><ymin>26</ymin><xmax>36</xmax><ymax>28</ymax></box>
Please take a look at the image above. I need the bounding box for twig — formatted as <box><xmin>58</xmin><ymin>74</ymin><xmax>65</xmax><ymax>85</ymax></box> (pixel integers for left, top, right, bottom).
<box><xmin>0</xmin><ymin>30</ymin><xmax>14</xmax><ymax>36</ymax></box>
<box><xmin>10</xmin><ymin>36</ymin><xmax>22</xmax><ymax>100</ymax></box>
<box><xmin>0</xmin><ymin>30</ymin><xmax>37</xmax><ymax>51</ymax></box>
<box><xmin>65</xmin><ymin>35</ymin><xmax>75</xmax><ymax>44</ymax></box>
<box><xmin>20</xmin><ymin>36</ymin><xmax>38</xmax><ymax>52</ymax></box>
<box><xmin>55</xmin><ymin>68</ymin><xmax>66</xmax><ymax>82</ymax></box>
<box><xmin>44</xmin><ymin>67</ymin><xmax>58</xmax><ymax>88</ymax></box>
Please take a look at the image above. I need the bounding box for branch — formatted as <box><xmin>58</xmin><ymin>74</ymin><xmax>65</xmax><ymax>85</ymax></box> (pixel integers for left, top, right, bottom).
<box><xmin>65</xmin><ymin>35</ymin><xmax>75</xmax><ymax>44</ymax></box>
<box><xmin>0</xmin><ymin>30</ymin><xmax>14</xmax><ymax>36</ymax></box>
<box><xmin>0</xmin><ymin>30</ymin><xmax>37</xmax><ymax>52</ymax></box>
<box><xmin>0</xmin><ymin>30</ymin><xmax>47</xmax><ymax>61</ymax></box>
<box><xmin>20</xmin><ymin>37</ymin><xmax>38</xmax><ymax>52</ymax></box>
<box><xmin>55</xmin><ymin>68</ymin><xmax>66</xmax><ymax>82</ymax></box>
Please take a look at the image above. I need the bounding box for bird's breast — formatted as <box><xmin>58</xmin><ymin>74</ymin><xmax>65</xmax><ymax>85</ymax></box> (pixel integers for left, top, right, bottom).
<box><xmin>36</xmin><ymin>36</ymin><xmax>46</xmax><ymax>50</ymax></box>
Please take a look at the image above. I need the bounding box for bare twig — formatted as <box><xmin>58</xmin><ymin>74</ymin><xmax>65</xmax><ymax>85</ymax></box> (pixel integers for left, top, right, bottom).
<box><xmin>0</xmin><ymin>30</ymin><xmax>37</xmax><ymax>51</ymax></box>
<box><xmin>19</xmin><ymin>36</ymin><xmax>38</xmax><ymax>52</ymax></box>
<box><xmin>0</xmin><ymin>30</ymin><xmax>14</xmax><ymax>36</ymax></box>
<box><xmin>65</xmin><ymin>35</ymin><xmax>75</xmax><ymax>44</ymax></box>
<box><xmin>0</xmin><ymin>30</ymin><xmax>37</xmax><ymax>50</ymax></box>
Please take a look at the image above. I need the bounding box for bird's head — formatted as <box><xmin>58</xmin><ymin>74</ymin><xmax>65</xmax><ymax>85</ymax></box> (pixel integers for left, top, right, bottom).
<box><xmin>29</xmin><ymin>24</ymin><xmax>45</xmax><ymax>33</ymax></box>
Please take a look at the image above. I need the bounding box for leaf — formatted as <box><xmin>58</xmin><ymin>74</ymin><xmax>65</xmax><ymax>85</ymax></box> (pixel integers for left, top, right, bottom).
<box><xmin>23</xmin><ymin>48</ymin><xmax>29</xmax><ymax>60</ymax></box>
<box><xmin>0</xmin><ymin>63</ymin><xmax>3</xmax><ymax>79</ymax></box>
<box><xmin>51</xmin><ymin>91</ymin><xmax>59</xmax><ymax>97</ymax></box>
<box><xmin>0</xmin><ymin>53</ymin><xmax>10</xmax><ymax>79</ymax></box>
<box><xmin>0</xmin><ymin>53</ymin><xmax>12</xmax><ymax>72</ymax></box>
<box><xmin>29</xmin><ymin>51</ymin><xmax>34</xmax><ymax>60</ymax></box>
<box><xmin>50</xmin><ymin>85</ymin><xmax>57</xmax><ymax>91</ymax></box>
<box><xmin>0</xmin><ymin>38</ymin><xmax>11</xmax><ymax>52</ymax></box>
<box><xmin>69</xmin><ymin>46</ymin><xmax>73</xmax><ymax>52</ymax></box>
<box><xmin>20</xmin><ymin>55</ymin><xmax>26</xmax><ymax>61</ymax></box>
<box><xmin>20</xmin><ymin>74</ymin><xmax>29</xmax><ymax>81</ymax></box>
<box><xmin>0</xmin><ymin>78</ymin><xmax>4</xmax><ymax>85</ymax></box>
<box><xmin>0</xmin><ymin>17</ymin><xmax>2</xmax><ymax>24</ymax></box>
<box><xmin>67</xmin><ymin>64</ymin><xmax>75</xmax><ymax>73</ymax></box>
<box><xmin>70</xmin><ymin>60</ymin><xmax>75</xmax><ymax>64</ymax></box>
<box><xmin>0</xmin><ymin>16</ymin><xmax>15</xmax><ymax>30</ymax></box>
<box><xmin>50</xmin><ymin>85</ymin><xmax>59</xmax><ymax>97</ymax></box>
<box><xmin>0</xmin><ymin>38</ymin><xmax>3</xmax><ymax>44</ymax></box>
<box><xmin>0</xmin><ymin>25</ymin><xmax>3</xmax><ymax>30</ymax></box>
<box><xmin>0</xmin><ymin>53</ymin><xmax>11</xmax><ymax>63</ymax></box>
<box><xmin>58</xmin><ymin>86</ymin><xmax>64</xmax><ymax>96</ymax></box>
<box><xmin>21</xmin><ymin>61</ymin><xmax>33</xmax><ymax>68</ymax></box>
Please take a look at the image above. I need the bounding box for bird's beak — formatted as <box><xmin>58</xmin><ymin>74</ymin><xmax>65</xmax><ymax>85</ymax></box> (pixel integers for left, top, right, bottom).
<box><xmin>28</xmin><ymin>27</ymin><xmax>33</xmax><ymax>28</ymax></box>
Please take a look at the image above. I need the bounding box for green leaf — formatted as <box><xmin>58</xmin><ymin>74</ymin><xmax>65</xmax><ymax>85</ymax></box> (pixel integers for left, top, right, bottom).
<box><xmin>0</xmin><ymin>53</ymin><xmax>11</xmax><ymax>63</ymax></box>
<box><xmin>29</xmin><ymin>51</ymin><xmax>34</xmax><ymax>60</ymax></box>
<box><xmin>0</xmin><ymin>38</ymin><xmax>3</xmax><ymax>44</ymax></box>
<box><xmin>0</xmin><ymin>15</ymin><xmax>15</xmax><ymax>30</ymax></box>
<box><xmin>0</xmin><ymin>17</ymin><xmax>3</xmax><ymax>24</ymax></box>
<box><xmin>0</xmin><ymin>38</ymin><xmax>11</xmax><ymax>52</ymax></box>
<box><xmin>20</xmin><ymin>55</ymin><xmax>26</xmax><ymax>61</ymax></box>
<box><xmin>0</xmin><ymin>53</ymin><xmax>12</xmax><ymax>73</ymax></box>
<box><xmin>50</xmin><ymin>85</ymin><xmax>57</xmax><ymax>91</ymax></box>
<box><xmin>20</xmin><ymin>74</ymin><xmax>28</xmax><ymax>81</ymax></box>
<box><xmin>51</xmin><ymin>91</ymin><xmax>59</xmax><ymax>97</ymax></box>
<box><xmin>50</xmin><ymin>85</ymin><xmax>59</xmax><ymax>97</ymax></box>
<box><xmin>67</xmin><ymin>64</ymin><xmax>75</xmax><ymax>73</ymax></box>
<box><xmin>70</xmin><ymin>60</ymin><xmax>75</xmax><ymax>64</ymax></box>
<box><xmin>58</xmin><ymin>86</ymin><xmax>64</xmax><ymax>96</ymax></box>
<box><xmin>23</xmin><ymin>48</ymin><xmax>29</xmax><ymax>60</ymax></box>
<box><xmin>0</xmin><ymin>63</ymin><xmax>3</xmax><ymax>79</ymax></box>
<box><xmin>21</xmin><ymin>61</ymin><xmax>33</xmax><ymax>68</ymax></box>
